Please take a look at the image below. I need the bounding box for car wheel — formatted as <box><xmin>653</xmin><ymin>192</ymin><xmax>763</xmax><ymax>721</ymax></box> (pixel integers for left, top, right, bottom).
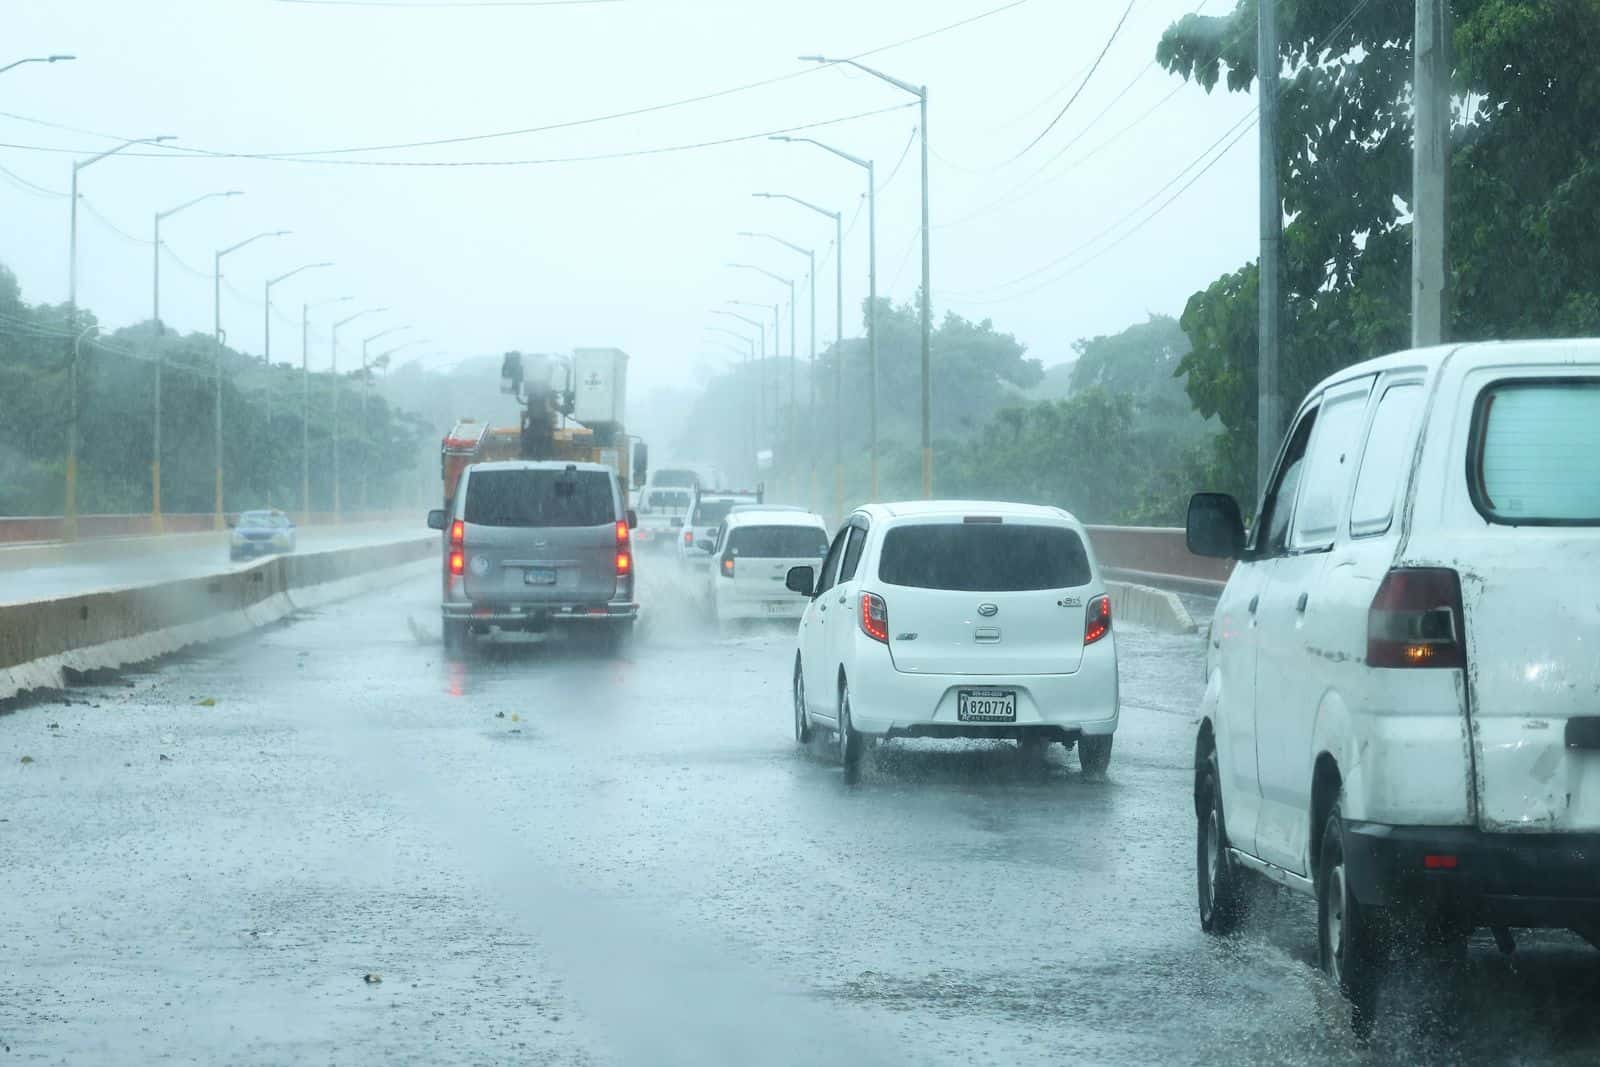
<box><xmin>442</xmin><ymin>620</ymin><xmax>468</xmax><ymax>659</ymax></box>
<box><xmin>1078</xmin><ymin>734</ymin><xmax>1113</xmax><ymax>776</ymax></box>
<box><xmin>1318</xmin><ymin>804</ymin><xmax>1384</xmax><ymax>1034</ymax></box>
<box><xmin>1197</xmin><ymin>747</ymin><xmax>1249</xmax><ymax>935</ymax></box>
<box><xmin>837</xmin><ymin>680</ymin><xmax>864</xmax><ymax>777</ymax></box>
<box><xmin>793</xmin><ymin>657</ymin><xmax>812</xmax><ymax>744</ymax></box>
<box><xmin>605</xmin><ymin>620</ymin><xmax>635</xmax><ymax>656</ymax></box>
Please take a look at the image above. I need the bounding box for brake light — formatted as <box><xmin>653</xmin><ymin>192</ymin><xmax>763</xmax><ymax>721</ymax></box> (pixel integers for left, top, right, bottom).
<box><xmin>448</xmin><ymin>519</ymin><xmax>465</xmax><ymax>576</ymax></box>
<box><xmin>860</xmin><ymin>591</ymin><xmax>888</xmax><ymax>643</ymax></box>
<box><xmin>449</xmin><ymin>519</ymin><xmax>464</xmax><ymax>546</ymax></box>
<box><xmin>1367</xmin><ymin>568</ymin><xmax>1464</xmax><ymax>669</ymax></box>
<box><xmin>449</xmin><ymin>550</ymin><xmax>464</xmax><ymax>576</ymax></box>
<box><xmin>721</xmin><ymin>555</ymin><xmax>735</xmax><ymax>578</ymax></box>
<box><xmin>683</xmin><ymin>529</ymin><xmax>693</xmax><ymax>545</ymax></box>
<box><xmin>616</xmin><ymin>550</ymin><xmax>632</xmax><ymax>576</ymax></box>
<box><xmin>1423</xmin><ymin>854</ymin><xmax>1458</xmax><ymax>870</ymax></box>
<box><xmin>616</xmin><ymin>520</ymin><xmax>629</xmax><ymax>545</ymax></box>
<box><xmin>1085</xmin><ymin>594</ymin><xmax>1111</xmax><ymax>644</ymax></box>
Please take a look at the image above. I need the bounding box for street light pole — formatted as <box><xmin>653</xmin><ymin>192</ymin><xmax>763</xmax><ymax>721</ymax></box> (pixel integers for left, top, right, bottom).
<box><xmin>65</xmin><ymin>134</ymin><xmax>174</xmax><ymax>540</ymax></box>
<box><xmin>738</xmin><ymin>232</ymin><xmax>816</xmax><ymax>507</ymax></box>
<box><xmin>151</xmin><ymin>188</ymin><xmax>241</xmax><ymax>530</ymax></box>
<box><xmin>361</xmin><ymin>325</ymin><xmax>411</xmax><ymax>513</ymax></box>
<box><xmin>213</xmin><ymin>229</ymin><xmax>290</xmax><ymax>529</ymax></box>
<box><xmin>770</xmin><ymin>135</ymin><xmax>877</xmax><ymax>500</ymax></box>
<box><xmin>263</xmin><ymin>261</ymin><xmax>332</xmax><ymax>505</ymax></box>
<box><xmin>303</xmin><ymin>295</ymin><xmax>352</xmax><ymax>518</ymax></box>
<box><xmin>330</xmin><ymin>307</ymin><xmax>387</xmax><ymax>522</ymax></box>
<box><xmin>707</xmin><ymin>326</ymin><xmax>758</xmax><ymax>477</ymax></box>
<box><xmin>800</xmin><ymin>55</ymin><xmax>932</xmax><ymax>498</ymax></box>
<box><xmin>0</xmin><ymin>54</ymin><xmax>74</xmax><ymax>76</ymax></box>
<box><xmin>753</xmin><ymin>193</ymin><xmax>845</xmax><ymax>519</ymax></box>
<box><xmin>712</xmin><ymin>308</ymin><xmax>766</xmax><ymax>454</ymax></box>
<box><xmin>729</xmin><ymin>263</ymin><xmax>795</xmax><ymax>492</ymax></box>
<box><xmin>66</xmin><ymin>324</ymin><xmax>97</xmax><ymax>542</ymax></box>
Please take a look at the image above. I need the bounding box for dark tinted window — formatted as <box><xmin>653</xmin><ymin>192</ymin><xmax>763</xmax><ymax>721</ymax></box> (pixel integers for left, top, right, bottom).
<box><xmin>654</xmin><ymin>470</ymin><xmax>699</xmax><ymax>488</ymax></box>
<box><xmin>1259</xmin><ymin>409</ymin><xmax>1318</xmax><ymax>555</ymax></box>
<box><xmin>839</xmin><ymin>526</ymin><xmax>867</xmax><ymax>582</ymax></box>
<box><xmin>814</xmin><ymin>527</ymin><xmax>849</xmax><ymax>596</ymax></box>
<box><xmin>693</xmin><ymin>500</ymin><xmax>736</xmax><ymax>526</ymax></box>
<box><xmin>464</xmin><ymin>469</ymin><xmax>615</xmax><ymax>527</ymax></box>
<box><xmin>877</xmin><ymin>523</ymin><xmax>1091</xmax><ymax>591</ymax></box>
<box><xmin>648</xmin><ymin>489</ymin><xmax>691</xmax><ymax>510</ymax></box>
<box><xmin>239</xmin><ymin>512</ymin><xmax>287</xmax><ymax>529</ymax></box>
<box><xmin>729</xmin><ymin>525</ymin><xmax>828</xmax><ymax>558</ymax></box>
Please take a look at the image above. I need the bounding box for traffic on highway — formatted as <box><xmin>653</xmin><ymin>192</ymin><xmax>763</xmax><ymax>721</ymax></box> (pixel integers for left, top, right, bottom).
<box><xmin>8</xmin><ymin>1</ymin><xmax>1600</xmax><ymax>1064</ymax></box>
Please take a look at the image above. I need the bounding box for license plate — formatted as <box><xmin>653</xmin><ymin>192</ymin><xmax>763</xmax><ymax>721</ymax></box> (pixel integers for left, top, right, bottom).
<box><xmin>957</xmin><ymin>689</ymin><xmax>1016</xmax><ymax>722</ymax></box>
<box><xmin>524</xmin><ymin>567</ymin><xmax>557</xmax><ymax>586</ymax></box>
<box><xmin>764</xmin><ymin>602</ymin><xmax>792</xmax><ymax>616</ymax></box>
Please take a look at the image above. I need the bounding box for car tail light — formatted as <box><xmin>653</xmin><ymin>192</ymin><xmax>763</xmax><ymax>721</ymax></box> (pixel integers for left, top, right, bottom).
<box><xmin>1423</xmin><ymin>854</ymin><xmax>1458</xmax><ymax>870</ymax></box>
<box><xmin>683</xmin><ymin>529</ymin><xmax>693</xmax><ymax>546</ymax></box>
<box><xmin>1085</xmin><ymin>594</ymin><xmax>1111</xmax><ymax>644</ymax></box>
<box><xmin>616</xmin><ymin>520</ymin><xmax>630</xmax><ymax>546</ymax></box>
<box><xmin>860</xmin><ymin>591</ymin><xmax>888</xmax><ymax>643</ymax></box>
<box><xmin>448</xmin><ymin>519</ymin><xmax>465</xmax><ymax>576</ymax></box>
<box><xmin>1367</xmin><ymin>568</ymin><xmax>1465</xmax><ymax>669</ymax></box>
<box><xmin>720</xmin><ymin>554</ymin><xmax>735</xmax><ymax>578</ymax></box>
<box><xmin>616</xmin><ymin>550</ymin><xmax>632</xmax><ymax>576</ymax></box>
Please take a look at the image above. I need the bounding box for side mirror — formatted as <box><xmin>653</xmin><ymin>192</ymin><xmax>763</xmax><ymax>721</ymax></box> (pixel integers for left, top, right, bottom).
<box><xmin>1186</xmin><ymin>492</ymin><xmax>1245</xmax><ymax>559</ymax></box>
<box><xmin>626</xmin><ymin>508</ymin><xmax>638</xmax><ymax>530</ymax></box>
<box><xmin>785</xmin><ymin>565</ymin><xmax>815</xmax><ymax>596</ymax></box>
<box><xmin>426</xmin><ymin>509</ymin><xmax>447</xmax><ymax>531</ymax></box>
<box><xmin>697</xmin><ymin>539</ymin><xmax>717</xmax><ymax>553</ymax></box>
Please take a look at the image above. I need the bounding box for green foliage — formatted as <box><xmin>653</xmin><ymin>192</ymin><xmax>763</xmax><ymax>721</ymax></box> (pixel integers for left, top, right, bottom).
<box><xmin>0</xmin><ymin>263</ymin><xmax>431</xmax><ymax>516</ymax></box>
<box><xmin>1158</xmin><ymin>0</ymin><xmax>1600</xmax><ymax>496</ymax></box>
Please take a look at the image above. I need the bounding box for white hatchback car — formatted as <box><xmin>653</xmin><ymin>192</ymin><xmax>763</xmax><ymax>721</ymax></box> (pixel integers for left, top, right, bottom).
<box><xmin>787</xmin><ymin>501</ymin><xmax>1118</xmax><ymax>775</ymax></box>
<box><xmin>704</xmin><ymin>507</ymin><xmax>828</xmax><ymax>624</ymax></box>
<box><xmin>1186</xmin><ymin>340</ymin><xmax>1600</xmax><ymax>1025</ymax></box>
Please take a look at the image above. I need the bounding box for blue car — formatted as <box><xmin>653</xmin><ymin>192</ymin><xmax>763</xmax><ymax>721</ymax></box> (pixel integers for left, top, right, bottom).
<box><xmin>229</xmin><ymin>509</ymin><xmax>297</xmax><ymax>561</ymax></box>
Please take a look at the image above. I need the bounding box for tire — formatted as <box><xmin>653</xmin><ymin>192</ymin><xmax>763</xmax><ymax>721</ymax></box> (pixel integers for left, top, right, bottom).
<box><xmin>442</xmin><ymin>620</ymin><xmax>468</xmax><ymax>659</ymax></box>
<box><xmin>1078</xmin><ymin>734</ymin><xmax>1113</xmax><ymax>776</ymax></box>
<box><xmin>837</xmin><ymin>680</ymin><xmax>865</xmax><ymax>777</ymax></box>
<box><xmin>1318</xmin><ymin>804</ymin><xmax>1384</xmax><ymax>1034</ymax></box>
<box><xmin>793</xmin><ymin>657</ymin><xmax>813</xmax><ymax>744</ymax></box>
<box><xmin>1197</xmin><ymin>748</ymin><xmax>1249</xmax><ymax>935</ymax></box>
<box><xmin>604</xmin><ymin>620</ymin><xmax>635</xmax><ymax>656</ymax></box>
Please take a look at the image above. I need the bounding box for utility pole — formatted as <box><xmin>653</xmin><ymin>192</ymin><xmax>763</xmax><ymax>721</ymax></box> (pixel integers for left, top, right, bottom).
<box><xmin>1413</xmin><ymin>0</ymin><xmax>1451</xmax><ymax>347</ymax></box>
<box><xmin>303</xmin><ymin>297</ymin><xmax>352</xmax><ymax>519</ymax></box>
<box><xmin>1256</xmin><ymin>0</ymin><xmax>1282</xmax><ymax>500</ymax></box>
<box><xmin>213</xmin><ymin>230</ymin><xmax>289</xmax><ymax>528</ymax></box>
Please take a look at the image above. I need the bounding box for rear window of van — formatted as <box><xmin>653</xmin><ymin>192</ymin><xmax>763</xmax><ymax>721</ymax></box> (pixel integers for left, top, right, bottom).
<box><xmin>464</xmin><ymin>469</ymin><xmax>614</xmax><ymax>527</ymax></box>
<box><xmin>729</xmin><ymin>525</ymin><xmax>828</xmax><ymax>558</ymax></box>
<box><xmin>1472</xmin><ymin>380</ymin><xmax>1600</xmax><ymax>524</ymax></box>
<box><xmin>877</xmin><ymin>523</ymin><xmax>1092</xmax><ymax>591</ymax></box>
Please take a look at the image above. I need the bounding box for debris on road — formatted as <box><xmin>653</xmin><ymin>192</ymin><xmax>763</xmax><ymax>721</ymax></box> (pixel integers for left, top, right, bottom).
<box><xmin>19</xmin><ymin>755</ymin><xmax>34</xmax><ymax>765</ymax></box>
<box><xmin>159</xmin><ymin>754</ymin><xmax>172</xmax><ymax>762</ymax></box>
<box><xmin>196</xmin><ymin>698</ymin><xmax>217</xmax><ymax>707</ymax></box>
<box><xmin>363</xmin><ymin>973</ymin><xmax>383</xmax><ymax>985</ymax></box>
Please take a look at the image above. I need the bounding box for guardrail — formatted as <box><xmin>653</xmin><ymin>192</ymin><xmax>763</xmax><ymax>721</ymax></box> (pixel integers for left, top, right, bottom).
<box><xmin>0</xmin><ymin>534</ymin><xmax>434</xmax><ymax>702</ymax></box>
<box><xmin>0</xmin><ymin>511</ymin><xmax>414</xmax><ymax>545</ymax></box>
<box><xmin>1083</xmin><ymin>524</ymin><xmax>1230</xmax><ymax>595</ymax></box>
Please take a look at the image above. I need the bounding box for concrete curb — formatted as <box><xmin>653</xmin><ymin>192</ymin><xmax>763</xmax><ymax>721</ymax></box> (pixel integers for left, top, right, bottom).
<box><xmin>1</xmin><ymin>536</ymin><xmax>434</xmax><ymax>702</ymax></box>
<box><xmin>1105</xmin><ymin>579</ymin><xmax>1196</xmax><ymax>635</ymax></box>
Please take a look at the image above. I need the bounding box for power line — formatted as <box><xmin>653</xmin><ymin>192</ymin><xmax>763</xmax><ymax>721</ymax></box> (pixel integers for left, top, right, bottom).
<box><xmin>1005</xmin><ymin>0</ymin><xmax>1137</xmax><ymax>162</ymax></box>
<box><xmin>0</xmin><ymin>162</ymin><xmax>66</xmax><ymax>198</ymax></box>
<box><xmin>0</xmin><ymin>102</ymin><xmax>916</xmax><ymax>168</ymax></box>
<box><xmin>876</xmin><ymin>126</ymin><xmax>920</xmax><ymax>193</ymax></box>
<box><xmin>80</xmin><ymin>199</ymin><xmax>153</xmax><ymax>245</ymax></box>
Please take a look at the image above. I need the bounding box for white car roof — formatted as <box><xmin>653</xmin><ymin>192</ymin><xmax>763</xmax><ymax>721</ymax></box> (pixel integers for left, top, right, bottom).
<box><xmin>862</xmin><ymin>500</ymin><xmax>1079</xmax><ymax>525</ymax></box>
<box><xmin>1304</xmin><ymin>339</ymin><xmax>1600</xmax><ymax>398</ymax></box>
<box><xmin>724</xmin><ymin>508</ymin><xmax>827</xmax><ymax>529</ymax></box>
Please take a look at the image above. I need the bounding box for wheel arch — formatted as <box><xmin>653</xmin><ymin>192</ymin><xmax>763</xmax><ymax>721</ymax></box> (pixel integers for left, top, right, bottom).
<box><xmin>1310</xmin><ymin>752</ymin><xmax>1344</xmax><ymax>876</ymax></box>
<box><xmin>1193</xmin><ymin>718</ymin><xmax>1217</xmax><ymax>817</ymax></box>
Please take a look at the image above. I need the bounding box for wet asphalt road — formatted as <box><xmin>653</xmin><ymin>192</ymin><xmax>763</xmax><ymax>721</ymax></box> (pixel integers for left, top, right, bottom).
<box><xmin>4</xmin><ymin>557</ymin><xmax>1600</xmax><ymax>1065</ymax></box>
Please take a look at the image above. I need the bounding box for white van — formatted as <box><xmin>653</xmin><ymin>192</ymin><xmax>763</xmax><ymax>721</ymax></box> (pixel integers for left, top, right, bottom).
<box><xmin>1186</xmin><ymin>340</ymin><xmax>1600</xmax><ymax>1023</ymax></box>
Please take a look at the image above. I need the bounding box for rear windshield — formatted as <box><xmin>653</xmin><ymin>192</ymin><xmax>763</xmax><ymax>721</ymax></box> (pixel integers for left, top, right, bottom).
<box><xmin>464</xmin><ymin>469</ymin><xmax>615</xmax><ymax>527</ymax></box>
<box><xmin>1473</xmin><ymin>381</ymin><xmax>1600</xmax><ymax>524</ymax></box>
<box><xmin>238</xmin><ymin>512</ymin><xmax>286</xmax><ymax>529</ymax></box>
<box><xmin>654</xmin><ymin>470</ymin><xmax>699</xmax><ymax>488</ymax></box>
<box><xmin>877</xmin><ymin>523</ymin><xmax>1092</xmax><ymax>591</ymax></box>
<box><xmin>729</xmin><ymin>525</ymin><xmax>828</xmax><ymax>558</ymax></box>
<box><xmin>692</xmin><ymin>500</ymin><xmax>737</xmax><ymax>526</ymax></box>
<box><xmin>648</xmin><ymin>489</ymin><xmax>690</xmax><ymax>510</ymax></box>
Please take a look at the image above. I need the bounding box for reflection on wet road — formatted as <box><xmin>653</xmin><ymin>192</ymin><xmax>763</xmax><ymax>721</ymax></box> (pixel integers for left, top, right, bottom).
<box><xmin>2</xmin><ymin>563</ymin><xmax>1597</xmax><ymax>1065</ymax></box>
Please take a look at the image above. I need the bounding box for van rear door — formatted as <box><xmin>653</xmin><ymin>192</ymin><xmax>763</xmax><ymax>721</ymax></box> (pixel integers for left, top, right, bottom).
<box><xmin>461</xmin><ymin>468</ymin><xmax>618</xmax><ymax>605</ymax></box>
<box><xmin>872</xmin><ymin>519</ymin><xmax>1095</xmax><ymax>676</ymax></box>
<box><xmin>1458</xmin><ymin>378</ymin><xmax>1600</xmax><ymax>832</ymax></box>
<box><xmin>721</xmin><ymin>523</ymin><xmax>829</xmax><ymax>611</ymax></box>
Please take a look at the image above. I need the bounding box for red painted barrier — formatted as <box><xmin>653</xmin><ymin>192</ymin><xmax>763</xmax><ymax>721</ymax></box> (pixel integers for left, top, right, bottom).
<box><xmin>0</xmin><ymin>512</ymin><xmax>414</xmax><ymax>546</ymax></box>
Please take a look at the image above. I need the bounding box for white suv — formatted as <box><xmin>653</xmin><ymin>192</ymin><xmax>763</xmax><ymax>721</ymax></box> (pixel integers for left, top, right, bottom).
<box><xmin>787</xmin><ymin>502</ymin><xmax>1118</xmax><ymax>777</ymax></box>
<box><xmin>1186</xmin><ymin>340</ymin><xmax>1600</xmax><ymax>1026</ymax></box>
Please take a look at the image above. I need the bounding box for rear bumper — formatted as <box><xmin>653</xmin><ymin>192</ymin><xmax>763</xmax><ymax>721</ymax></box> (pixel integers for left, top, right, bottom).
<box><xmin>442</xmin><ymin>601</ymin><xmax>638</xmax><ymax>626</ymax></box>
<box><xmin>1343</xmin><ymin>822</ymin><xmax>1600</xmax><ymax>927</ymax></box>
<box><xmin>845</xmin><ymin>642</ymin><xmax>1118</xmax><ymax>739</ymax></box>
<box><xmin>714</xmin><ymin>585</ymin><xmax>806</xmax><ymax>621</ymax></box>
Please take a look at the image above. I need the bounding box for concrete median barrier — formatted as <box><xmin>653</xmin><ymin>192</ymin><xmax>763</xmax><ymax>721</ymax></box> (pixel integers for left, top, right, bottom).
<box><xmin>0</xmin><ymin>535</ymin><xmax>435</xmax><ymax>702</ymax></box>
<box><xmin>1105</xmin><ymin>579</ymin><xmax>1196</xmax><ymax>635</ymax></box>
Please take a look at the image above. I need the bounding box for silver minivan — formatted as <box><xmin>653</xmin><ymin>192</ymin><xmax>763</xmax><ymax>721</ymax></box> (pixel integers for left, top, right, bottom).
<box><xmin>428</xmin><ymin>461</ymin><xmax>638</xmax><ymax>656</ymax></box>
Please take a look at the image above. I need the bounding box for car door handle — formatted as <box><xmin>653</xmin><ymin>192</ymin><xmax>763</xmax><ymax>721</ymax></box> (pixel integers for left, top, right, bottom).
<box><xmin>837</xmin><ymin>594</ymin><xmax>846</xmax><ymax>605</ymax></box>
<box><xmin>1248</xmin><ymin>595</ymin><xmax>1259</xmax><ymax>614</ymax></box>
<box><xmin>1296</xmin><ymin>592</ymin><xmax>1309</xmax><ymax>613</ymax></box>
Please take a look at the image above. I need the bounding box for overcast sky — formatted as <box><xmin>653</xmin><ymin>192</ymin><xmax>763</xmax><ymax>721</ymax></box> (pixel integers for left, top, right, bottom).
<box><xmin>3</xmin><ymin>0</ymin><xmax>1257</xmax><ymax>400</ymax></box>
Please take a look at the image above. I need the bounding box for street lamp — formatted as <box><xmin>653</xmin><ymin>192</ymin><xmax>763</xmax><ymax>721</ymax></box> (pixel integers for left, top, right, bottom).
<box><xmin>729</xmin><ymin>263</ymin><xmax>795</xmax><ymax>489</ymax></box>
<box><xmin>0</xmin><ymin>54</ymin><xmax>75</xmax><ymax>76</ymax></box>
<box><xmin>361</xmin><ymin>325</ymin><xmax>411</xmax><ymax>512</ymax></box>
<box><xmin>754</xmin><ymin>192</ymin><xmax>846</xmax><ymax>519</ymax></box>
<box><xmin>213</xmin><ymin>229</ymin><xmax>290</xmax><ymax>528</ymax></box>
<box><xmin>262</xmin><ymin>261</ymin><xmax>333</xmax><ymax>505</ymax></box>
<box><xmin>707</xmin><ymin>325</ymin><xmax>759</xmax><ymax>473</ymax></box>
<box><xmin>769</xmin><ymin>134</ymin><xmax>879</xmax><ymax>500</ymax></box>
<box><xmin>739</xmin><ymin>233</ymin><xmax>816</xmax><ymax>508</ymax></box>
<box><xmin>330</xmin><ymin>307</ymin><xmax>387</xmax><ymax>520</ymax></box>
<box><xmin>801</xmin><ymin>54</ymin><xmax>932</xmax><ymax>498</ymax></box>
<box><xmin>712</xmin><ymin>308</ymin><xmax>767</xmax><ymax>455</ymax></box>
<box><xmin>150</xmin><ymin>188</ymin><xmax>242</xmax><ymax>530</ymax></box>
<box><xmin>62</xmin><ymin>133</ymin><xmax>174</xmax><ymax>540</ymax></box>
<box><xmin>302</xmin><ymin>295</ymin><xmax>353</xmax><ymax>517</ymax></box>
